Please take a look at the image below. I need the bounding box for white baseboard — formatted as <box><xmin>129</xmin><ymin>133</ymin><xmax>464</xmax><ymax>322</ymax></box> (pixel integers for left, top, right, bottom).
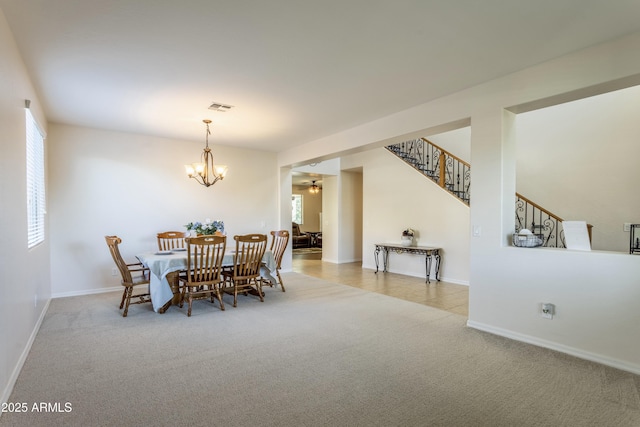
<box><xmin>438</xmin><ymin>276</ymin><xmax>469</xmax><ymax>286</ymax></box>
<box><xmin>335</xmin><ymin>258</ymin><xmax>362</xmax><ymax>264</ymax></box>
<box><xmin>1</xmin><ymin>299</ymin><xmax>51</xmax><ymax>408</ymax></box>
<box><xmin>363</xmin><ymin>262</ymin><xmax>469</xmax><ymax>286</ymax></box>
<box><xmin>52</xmin><ymin>286</ymin><xmax>121</xmax><ymax>299</ymax></box>
<box><xmin>466</xmin><ymin>320</ymin><xmax>640</xmax><ymax>375</ymax></box>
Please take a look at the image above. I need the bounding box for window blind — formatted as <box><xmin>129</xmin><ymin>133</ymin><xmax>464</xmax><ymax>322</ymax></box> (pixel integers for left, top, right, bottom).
<box><xmin>26</xmin><ymin>108</ymin><xmax>45</xmax><ymax>248</ymax></box>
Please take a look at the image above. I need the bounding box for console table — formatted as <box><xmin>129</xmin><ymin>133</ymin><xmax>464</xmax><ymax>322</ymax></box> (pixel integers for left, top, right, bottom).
<box><xmin>374</xmin><ymin>243</ymin><xmax>441</xmax><ymax>283</ymax></box>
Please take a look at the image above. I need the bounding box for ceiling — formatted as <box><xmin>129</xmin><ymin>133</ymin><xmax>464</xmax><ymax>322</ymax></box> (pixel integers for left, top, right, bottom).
<box><xmin>292</xmin><ymin>171</ymin><xmax>322</xmax><ymax>188</ymax></box>
<box><xmin>3</xmin><ymin>1</ymin><xmax>640</xmax><ymax>152</ymax></box>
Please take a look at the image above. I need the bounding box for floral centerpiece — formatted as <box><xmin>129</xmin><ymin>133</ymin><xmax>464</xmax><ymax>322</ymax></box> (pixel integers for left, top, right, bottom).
<box><xmin>402</xmin><ymin>228</ymin><xmax>415</xmax><ymax>237</ymax></box>
<box><xmin>185</xmin><ymin>219</ymin><xmax>225</xmax><ymax>236</ymax></box>
<box><xmin>401</xmin><ymin>228</ymin><xmax>415</xmax><ymax>246</ymax></box>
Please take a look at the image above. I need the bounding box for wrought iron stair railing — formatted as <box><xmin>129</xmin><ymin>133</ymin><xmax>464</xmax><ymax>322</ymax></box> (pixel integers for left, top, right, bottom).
<box><xmin>516</xmin><ymin>193</ymin><xmax>593</xmax><ymax>248</ymax></box>
<box><xmin>386</xmin><ymin>138</ymin><xmax>470</xmax><ymax>205</ymax></box>
<box><xmin>386</xmin><ymin>138</ymin><xmax>593</xmax><ymax>248</ymax></box>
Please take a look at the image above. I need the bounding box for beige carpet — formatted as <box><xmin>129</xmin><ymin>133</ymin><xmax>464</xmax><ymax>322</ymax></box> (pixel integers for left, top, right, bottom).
<box><xmin>1</xmin><ymin>273</ymin><xmax>639</xmax><ymax>427</ymax></box>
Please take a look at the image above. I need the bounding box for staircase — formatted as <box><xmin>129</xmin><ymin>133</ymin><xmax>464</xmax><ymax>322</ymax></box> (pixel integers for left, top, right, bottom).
<box><xmin>386</xmin><ymin>138</ymin><xmax>470</xmax><ymax>205</ymax></box>
<box><xmin>387</xmin><ymin>138</ymin><xmax>592</xmax><ymax>248</ymax></box>
<box><xmin>515</xmin><ymin>193</ymin><xmax>593</xmax><ymax>248</ymax></box>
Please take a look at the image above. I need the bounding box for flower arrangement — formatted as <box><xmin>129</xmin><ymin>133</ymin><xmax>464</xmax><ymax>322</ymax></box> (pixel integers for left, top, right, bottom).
<box><xmin>185</xmin><ymin>219</ymin><xmax>225</xmax><ymax>235</ymax></box>
<box><xmin>402</xmin><ymin>228</ymin><xmax>415</xmax><ymax>237</ymax></box>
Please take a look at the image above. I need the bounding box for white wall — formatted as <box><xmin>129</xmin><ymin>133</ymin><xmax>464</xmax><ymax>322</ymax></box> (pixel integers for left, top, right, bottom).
<box><xmin>352</xmin><ymin>149</ymin><xmax>470</xmax><ymax>283</ymax></box>
<box><xmin>279</xmin><ymin>32</ymin><xmax>640</xmax><ymax>373</ymax></box>
<box><xmin>420</xmin><ymin>87</ymin><xmax>640</xmax><ymax>254</ymax></box>
<box><xmin>292</xmin><ymin>185</ymin><xmax>322</xmax><ymax>232</ymax></box>
<box><xmin>516</xmin><ymin>85</ymin><xmax>640</xmax><ymax>252</ymax></box>
<box><xmin>429</xmin><ymin>126</ymin><xmax>471</xmax><ymax>164</ymax></box>
<box><xmin>48</xmin><ymin>123</ymin><xmax>279</xmax><ymax>296</ymax></box>
<box><xmin>320</xmin><ymin>175</ymin><xmax>339</xmax><ymax>263</ymax></box>
<box><xmin>0</xmin><ymin>10</ymin><xmax>51</xmax><ymax>404</ymax></box>
<box><xmin>338</xmin><ymin>170</ymin><xmax>363</xmax><ymax>264</ymax></box>
<box><xmin>278</xmin><ymin>166</ymin><xmax>293</xmax><ymax>272</ymax></box>
<box><xmin>314</xmin><ymin>151</ymin><xmax>468</xmax><ymax>277</ymax></box>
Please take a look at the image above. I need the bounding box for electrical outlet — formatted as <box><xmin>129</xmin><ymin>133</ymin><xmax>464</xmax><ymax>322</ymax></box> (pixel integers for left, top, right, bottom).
<box><xmin>111</xmin><ymin>267</ymin><xmax>118</xmax><ymax>276</ymax></box>
<box><xmin>624</xmin><ymin>223</ymin><xmax>631</xmax><ymax>232</ymax></box>
<box><xmin>541</xmin><ymin>303</ymin><xmax>555</xmax><ymax>319</ymax></box>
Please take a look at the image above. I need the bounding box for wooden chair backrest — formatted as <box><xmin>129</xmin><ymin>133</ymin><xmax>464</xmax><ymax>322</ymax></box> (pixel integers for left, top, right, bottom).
<box><xmin>184</xmin><ymin>235</ymin><xmax>226</xmax><ymax>284</ymax></box>
<box><xmin>105</xmin><ymin>235</ymin><xmax>132</xmax><ymax>284</ymax></box>
<box><xmin>157</xmin><ymin>231</ymin><xmax>189</xmax><ymax>251</ymax></box>
<box><xmin>270</xmin><ymin>230</ymin><xmax>289</xmax><ymax>269</ymax></box>
<box><xmin>233</xmin><ymin>234</ymin><xmax>268</xmax><ymax>280</ymax></box>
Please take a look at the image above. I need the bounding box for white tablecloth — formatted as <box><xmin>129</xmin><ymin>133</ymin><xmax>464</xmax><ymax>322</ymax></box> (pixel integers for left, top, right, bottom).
<box><xmin>136</xmin><ymin>250</ymin><xmax>277</xmax><ymax>312</ymax></box>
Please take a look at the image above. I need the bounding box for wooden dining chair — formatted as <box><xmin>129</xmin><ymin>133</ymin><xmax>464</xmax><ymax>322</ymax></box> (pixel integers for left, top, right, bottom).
<box><xmin>105</xmin><ymin>235</ymin><xmax>151</xmax><ymax>317</ymax></box>
<box><xmin>222</xmin><ymin>234</ymin><xmax>267</xmax><ymax>307</ymax></box>
<box><xmin>178</xmin><ymin>235</ymin><xmax>227</xmax><ymax>316</ymax></box>
<box><xmin>263</xmin><ymin>230</ymin><xmax>289</xmax><ymax>292</ymax></box>
<box><xmin>157</xmin><ymin>231</ymin><xmax>189</xmax><ymax>251</ymax></box>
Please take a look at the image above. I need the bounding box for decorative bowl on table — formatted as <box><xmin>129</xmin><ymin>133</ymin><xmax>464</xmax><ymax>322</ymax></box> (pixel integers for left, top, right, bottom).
<box><xmin>512</xmin><ymin>230</ymin><xmax>543</xmax><ymax>248</ymax></box>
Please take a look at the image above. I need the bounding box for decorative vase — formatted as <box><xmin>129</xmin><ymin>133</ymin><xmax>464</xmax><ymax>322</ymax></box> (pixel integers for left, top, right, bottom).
<box><xmin>401</xmin><ymin>235</ymin><xmax>413</xmax><ymax>247</ymax></box>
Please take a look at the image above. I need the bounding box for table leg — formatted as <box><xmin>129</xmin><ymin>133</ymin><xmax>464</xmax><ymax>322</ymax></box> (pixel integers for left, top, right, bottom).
<box><xmin>374</xmin><ymin>245</ymin><xmax>381</xmax><ymax>274</ymax></box>
<box><xmin>433</xmin><ymin>250</ymin><xmax>441</xmax><ymax>281</ymax></box>
<box><xmin>158</xmin><ymin>299</ymin><xmax>173</xmax><ymax>314</ymax></box>
<box><xmin>425</xmin><ymin>252</ymin><xmax>432</xmax><ymax>284</ymax></box>
<box><xmin>166</xmin><ymin>271</ymin><xmax>182</xmax><ymax>305</ymax></box>
<box><xmin>383</xmin><ymin>247</ymin><xmax>389</xmax><ymax>272</ymax></box>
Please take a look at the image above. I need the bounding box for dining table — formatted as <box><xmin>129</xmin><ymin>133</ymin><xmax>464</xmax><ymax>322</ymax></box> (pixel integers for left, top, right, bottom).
<box><xmin>136</xmin><ymin>248</ymin><xmax>278</xmax><ymax>313</ymax></box>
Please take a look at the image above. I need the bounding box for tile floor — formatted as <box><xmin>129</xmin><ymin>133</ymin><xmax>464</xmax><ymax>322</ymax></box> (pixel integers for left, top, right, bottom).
<box><xmin>291</xmin><ymin>252</ymin><xmax>468</xmax><ymax>317</ymax></box>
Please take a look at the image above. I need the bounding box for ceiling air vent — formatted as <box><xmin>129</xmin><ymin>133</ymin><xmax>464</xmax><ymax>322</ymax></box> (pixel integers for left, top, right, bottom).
<box><xmin>208</xmin><ymin>102</ymin><xmax>234</xmax><ymax>112</ymax></box>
